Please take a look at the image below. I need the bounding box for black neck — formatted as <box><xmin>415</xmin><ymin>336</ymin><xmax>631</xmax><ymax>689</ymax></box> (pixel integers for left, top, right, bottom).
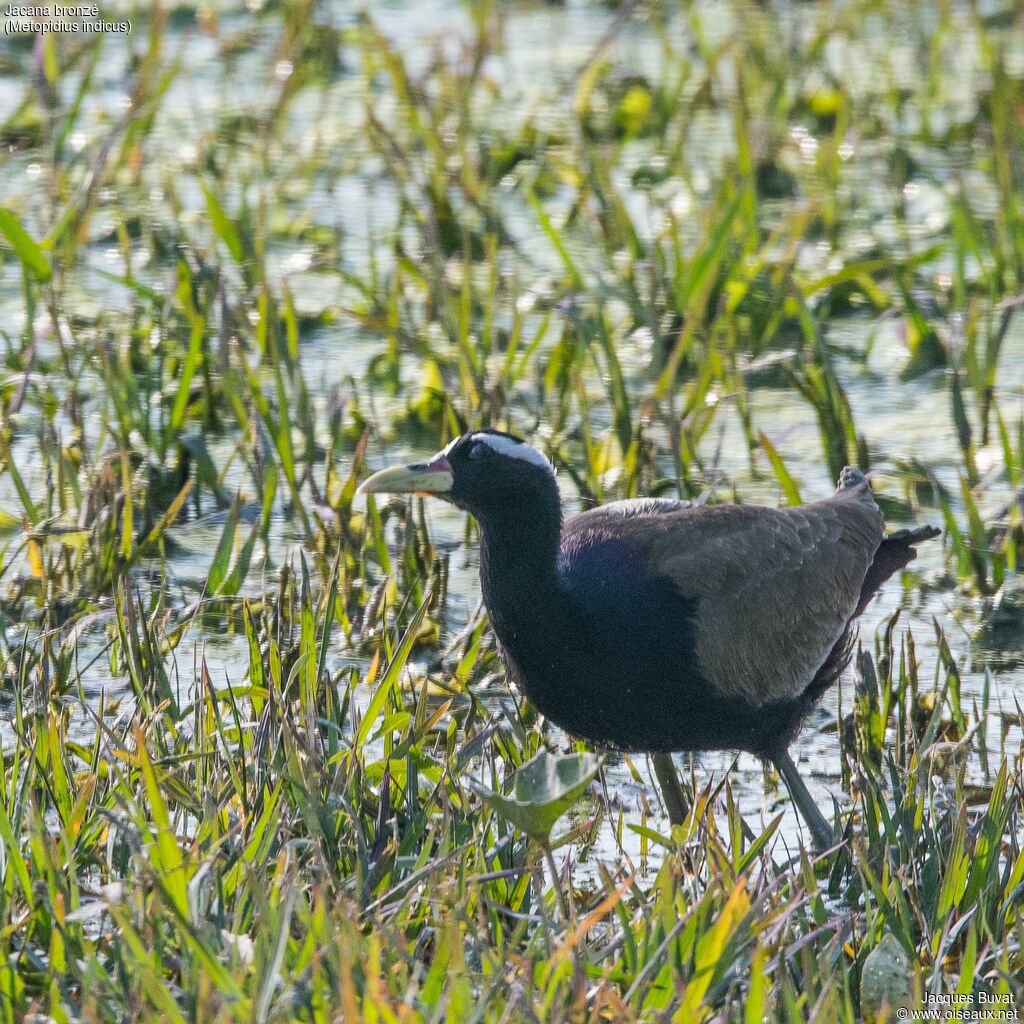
<box><xmin>475</xmin><ymin>480</ymin><xmax>565</xmax><ymax>658</ymax></box>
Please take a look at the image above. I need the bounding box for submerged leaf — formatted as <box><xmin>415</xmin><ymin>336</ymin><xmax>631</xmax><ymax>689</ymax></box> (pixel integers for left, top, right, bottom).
<box><xmin>860</xmin><ymin>932</ymin><xmax>913</xmax><ymax>1021</ymax></box>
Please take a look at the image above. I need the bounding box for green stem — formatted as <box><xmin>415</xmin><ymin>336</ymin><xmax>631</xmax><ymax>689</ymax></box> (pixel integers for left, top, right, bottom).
<box><xmin>543</xmin><ymin>844</ymin><xmax>571</xmax><ymax>921</ymax></box>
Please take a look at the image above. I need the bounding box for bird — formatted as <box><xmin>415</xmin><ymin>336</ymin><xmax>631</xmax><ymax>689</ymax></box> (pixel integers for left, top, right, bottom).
<box><xmin>358</xmin><ymin>429</ymin><xmax>940</xmax><ymax>850</ymax></box>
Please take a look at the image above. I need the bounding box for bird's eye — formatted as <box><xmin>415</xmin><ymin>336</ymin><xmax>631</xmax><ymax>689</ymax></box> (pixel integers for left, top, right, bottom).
<box><xmin>467</xmin><ymin>441</ymin><xmax>489</xmax><ymax>461</ymax></box>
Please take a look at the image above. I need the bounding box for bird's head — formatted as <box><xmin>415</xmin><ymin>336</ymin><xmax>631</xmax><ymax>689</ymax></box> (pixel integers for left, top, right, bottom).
<box><xmin>358</xmin><ymin>430</ymin><xmax>557</xmax><ymax>517</ymax></box>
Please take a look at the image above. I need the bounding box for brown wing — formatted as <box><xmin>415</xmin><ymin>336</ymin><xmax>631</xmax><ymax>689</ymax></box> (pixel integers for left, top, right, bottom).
<box><xmin>626</xmin><ymin>473</ymin><xmax>883</xmax><ymax>706</ymax></box>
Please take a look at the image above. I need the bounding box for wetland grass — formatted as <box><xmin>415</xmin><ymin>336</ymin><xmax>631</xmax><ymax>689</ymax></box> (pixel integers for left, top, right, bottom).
<box><xmin>0</xmin><ymin>0</ymin><xmax>1022</xmax><ymax>1018</ymax></box>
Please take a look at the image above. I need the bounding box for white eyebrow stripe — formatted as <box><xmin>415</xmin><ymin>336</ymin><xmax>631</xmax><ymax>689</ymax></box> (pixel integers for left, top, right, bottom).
<box><xmin>472</xmin><ymin>432</ymin><xmax>553</xmax><ymax>471</ymax></box>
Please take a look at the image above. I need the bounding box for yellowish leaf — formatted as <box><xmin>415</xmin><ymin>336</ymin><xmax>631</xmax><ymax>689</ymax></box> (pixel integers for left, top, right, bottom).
<box><xmin>27</xmin><ymin>538</ymin><xmax>43</xmax><ymax>579</ymax></box>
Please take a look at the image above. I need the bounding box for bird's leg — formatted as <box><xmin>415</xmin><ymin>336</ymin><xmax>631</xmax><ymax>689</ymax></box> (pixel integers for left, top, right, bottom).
<box><xmin>770</xmin><ymin>749</ymin><xmax>835</xmax><ymax>852</ymax></box>
<box><xmin>652</xmin><ymin>752</ymin><xmax>689</xmax><ymax>827</ymax></box>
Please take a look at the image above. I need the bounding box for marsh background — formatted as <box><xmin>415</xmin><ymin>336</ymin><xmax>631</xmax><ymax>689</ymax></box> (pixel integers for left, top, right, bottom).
<box><xmin>0</xmin><ymin>0</ymin><xmax>1023</xmax><ymax>1019</ymax></box>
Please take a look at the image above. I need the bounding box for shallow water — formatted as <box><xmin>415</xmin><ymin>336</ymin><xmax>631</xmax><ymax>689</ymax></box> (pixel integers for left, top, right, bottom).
<box><xmin>2</xmin><ymin>0</ymin><xmax>1023</xmax><ymax>861</ymax></box>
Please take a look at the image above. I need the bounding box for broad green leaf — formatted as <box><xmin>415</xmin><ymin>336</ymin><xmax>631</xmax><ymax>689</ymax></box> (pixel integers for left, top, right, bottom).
<box><xmin>203</xmin><ymin>185</ymin><xmax>245</xmax><ymax>264</ymax></box>
<box><xmin>757</xmin><ymin>430</ymin><xmax>803</xmax><ymax>505</ymax></box>
<box><xmin>135</xmin><ymin>729</ymin><xmax>189</xmax><ymax>919</ymax></box>
<box><xmin>471</xmin><ymin>749</ymin><xmax>602</xmax><ymax>844</ymax></box>
<box><xmin>164</xmin><ymin>318</ymin><xmax>205</xmax><ymax>451</ymax></box>
<box><xmin>676</xmin><ymin>879</ymin><xmax>750</xmax><ymax>1019</ymax></box>
<box><xmin>207</xmin><ymin>497</ymin><xmax>240</xmax><ymax>595</ymax></box>
<box><xmin>0</xmin><ymin>210</ymin><xmax>51</xmax><ymax>282</ymax></box>
<box><xmin>355</xmin><ymin>593</ymin><xmax>430</xmax><ymax>751</ymax></box>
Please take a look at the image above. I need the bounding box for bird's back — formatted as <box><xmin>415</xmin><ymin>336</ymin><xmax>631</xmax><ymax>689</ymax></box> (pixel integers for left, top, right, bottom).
<box><xmin>559</xmin><ymin>474</ymin><xmax>885</xmax><ymax>715</ymax></box>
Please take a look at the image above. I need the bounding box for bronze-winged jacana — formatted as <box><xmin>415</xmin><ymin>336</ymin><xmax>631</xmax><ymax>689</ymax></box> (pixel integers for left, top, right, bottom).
<box><xmin>359</xmin><ymin>430</ymin><xmax>940</xmax><ymax>850</ymax></box>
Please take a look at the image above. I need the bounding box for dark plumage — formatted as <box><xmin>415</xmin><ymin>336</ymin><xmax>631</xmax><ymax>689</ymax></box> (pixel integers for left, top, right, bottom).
<box><xmin>359</xmin><ymin>430</ymin><xmax>940</xmax><ymax>849</ymax></box>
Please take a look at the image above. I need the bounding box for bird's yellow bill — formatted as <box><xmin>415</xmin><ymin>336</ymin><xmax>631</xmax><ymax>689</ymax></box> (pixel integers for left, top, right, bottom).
<box><xmin>357</xmin><ymin>459</ymin><xmax>454</xmax><ymax>496</ymax></box>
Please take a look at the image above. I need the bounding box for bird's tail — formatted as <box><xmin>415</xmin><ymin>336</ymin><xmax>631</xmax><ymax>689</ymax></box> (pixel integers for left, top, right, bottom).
<box><xmin>882</xmin><ymin>525</ymin><xmax>943</xmax><ymax>546</ymax></box>
<box><xmin>854</xmin><ymin>524</ymin><xmax>941</xmax><ymax>616</ymax></box>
